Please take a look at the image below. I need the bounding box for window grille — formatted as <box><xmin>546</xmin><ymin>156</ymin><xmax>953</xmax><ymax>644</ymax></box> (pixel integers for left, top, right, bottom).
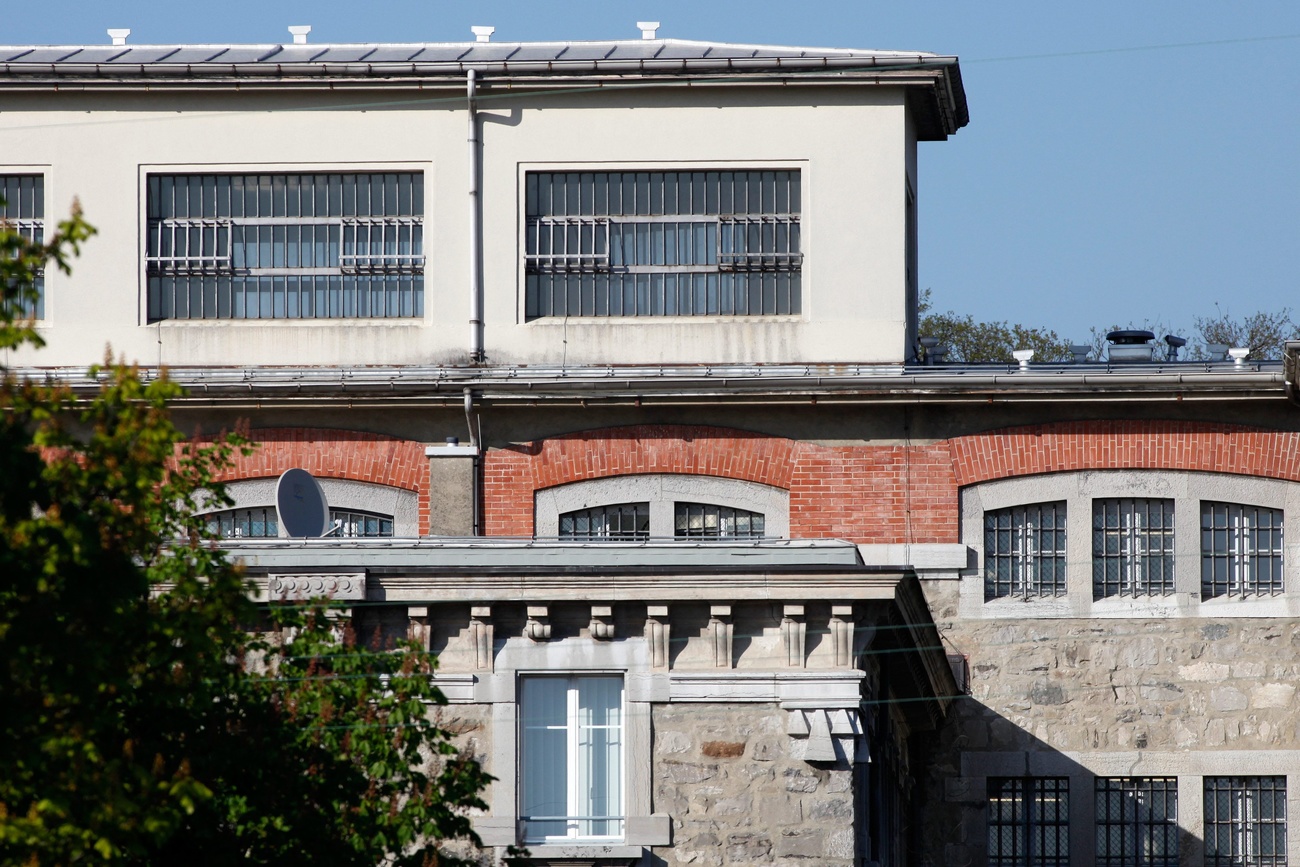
<box><xmin>520</xmin><ymin>676</ymin><xmax>624</xmax><ymax>842</ymax></box>
<box><xmin>987</xmin><ymin>777</ymin><xmax>1070</xmax><ymax>867</ymax></box>
<box><xmin>558</xmin><ymin>503</ymin><xmax>650</xmax><ymax>541</ymax></box>
<box><xmin>1204</xmin><ymin>777</ymin><xmax>1287</xmax><ymax>867</ymax></box>
<box><xmin>674</xmin><ymin>502</ymin><xmax>765</xmax><ymax>539</ymax></box>
<box><xmin>204</xmin><ymin>507</ymin><xmax>395</xmax><ymax>538</ymax></box>
<box><xmin>984</xmin><ymin>503</ymin><xmax>1067</xmax><ymax>599</ymax></box>
<box><xmin>1201</xmin><ymin>502</ymin><xmax>1284</xmax><ymax>598</ymax></box>
<box><xmin>525</xmin><ymin>170</ymin><xmax>801</xmax><ymax>318</ymax></box>
<box><xmin>1096</xmin><ymin>777</ymin><xmax>1179</xmax><ymax>867</ymax></box>
<box><xmin>1093</xmin><ymin>499</ymin><xmax>1175</xmax><ymax>598</ymax></box>
<box><xmin>1</xmin><ymin>174</ymin><xmax>45</xmax><ymax>319</ymax></box>
<box><xmin>146</xmin><ymin>173</ymin><xmax>423</xmax><ymax>320</ymax></box>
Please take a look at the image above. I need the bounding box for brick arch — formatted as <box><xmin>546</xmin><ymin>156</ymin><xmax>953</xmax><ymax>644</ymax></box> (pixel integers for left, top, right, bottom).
<box><xmin>949</xmin><ymin>420</ymin><xmax>1300</xmax><ymax>487</ymax></box>
<box><xmin>202</xmin><ymin>427</ymin><xmax>429</xmax><ymax>534</ymax></box>
<box><xmin>483</xmin><ymin>424</ymin><xmax>795</xmax><ymax>536</ymax></box>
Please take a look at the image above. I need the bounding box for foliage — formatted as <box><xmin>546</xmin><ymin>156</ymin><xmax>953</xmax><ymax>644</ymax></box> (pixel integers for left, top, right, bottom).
<box><xmin>917</xmin><ymin>290</ymin><xmax>1072</xmax><ymax>363</ymax></box>
<box><xmin>0</xmin><ymin>206</ymin><xmax>488</xmax><ymax>865</ymax></box>
<box><xmin>1194</xmin><ymin>307</ymin><xmax>1300</xmax><ymax>361</ymax></box>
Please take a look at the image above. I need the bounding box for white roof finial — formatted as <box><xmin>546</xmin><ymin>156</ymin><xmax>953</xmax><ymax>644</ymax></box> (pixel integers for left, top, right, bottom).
<box><xmin>107</xmin><ymin>29</ymin><xmax>131</xmax><ymax>46</ymax></box>
<box><xmin>288</xmin><ymin>25</ymin><xmax>311</xmax><ymax>45</ymax></box>
<box><xmin>471</xmin><ymin>26</ymin><xmax>495</xmax><ymax>43</ymax></box>
<box><xmin>637</xmin><ymin>21</ymin><xmax>661</xmax><ymax>40</ymax></box>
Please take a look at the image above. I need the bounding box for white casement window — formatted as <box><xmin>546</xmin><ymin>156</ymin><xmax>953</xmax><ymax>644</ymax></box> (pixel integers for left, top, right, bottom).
<box><xmin>984</xmin><ymin>503</ymin><xmax>1067</xmax><ymax>599</ymax></box>
<box><xmin>1201</xmin><ymin>502</ymin><xmax>1284</xmax><ymax>598</ymax></box>
<box><xmin>524</xmin><ymin>170</ymin><xmax>801</xmax><ymax>318</ymax></box>
<box><xmin>146</xmin><ymin>173</ymin><xmax>423</xmax><ymax>320</ymax></box>
<box><xmin>1093</xmin><ymin>499</ymin><xmax>1175</xmax><ymax>598</ymax></box>
<box><xmin>519</xmin><ymin>675</ymin><xmax>624</xmax><ymax>843</ymax></box>
<box><xmin>1</xmin><ymin>174</ymin><xmax>45</xmax><ymax>319</ymax></box>
<box><xmin>204</xmin><ymin>506</ymin><xmax>394</xmax><ymax>538</ymax></box>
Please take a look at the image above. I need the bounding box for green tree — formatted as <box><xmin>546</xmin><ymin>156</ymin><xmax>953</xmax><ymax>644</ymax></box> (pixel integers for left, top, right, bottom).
<box><xmin>1194</xmin><ymin>307</ymin><xmax>1300</xmax><ymax>361</ymax></box>
<box><xmin>917</xmin><ymin>290</ymin><xmax>1072</xmax><ymax>363</ymax></box>
<box><xmin>0</xmin><ymin>206</ymin><xmax>488</xmax><ymax>865</ymax></box>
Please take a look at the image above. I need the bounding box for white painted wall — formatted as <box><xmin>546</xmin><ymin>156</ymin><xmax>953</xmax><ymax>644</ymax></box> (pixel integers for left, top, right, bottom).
<box><xmin>0</xmin><ymin>84</ymin><xmax>917</xmax><ymax>368</ymax></box>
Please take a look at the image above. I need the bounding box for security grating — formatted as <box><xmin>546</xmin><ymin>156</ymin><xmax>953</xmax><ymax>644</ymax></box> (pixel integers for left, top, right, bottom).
<box><xmin>1204</xmin><ymin>777</ymin><xmax>1287</xmax><ymax>867</ymax></box>
<box><xmin>1</xmin><ymin>174</ymin><xmax>45</xmax><ymax>319</ymax></box>
<box><xmin>984</xmin><ymin>503</ymin><xmax>1067</xmax><ymax>599</ymax></box>
<box><xmin>988</xmin><ymin>777</ymin><xmax>1070</xmax><ymax>867</ymax></box>
<box><xmin>1096</xmin><ymin>777</ymin><xmax>1179</xmax><ymax>867</ymax></box>
<box><xmin>146</xmin><ymin>173</ymin><xmax>423</xmax><ymax>320</ymax></box>
<box><xmin>1093</xmin><ymin>499</ymin><xmax>1175</xmax><ymax>598</ymax></box>
<box><xmin>205</xmin><ymin>507</ymin><xmax>394</xmax><ymax>538</ymax></box>
<box><xmin>674</xmin><ymin>502</ymin><xmax>765</xmax><ymax>539</ymax></box>
<box><xmin>525</xmin><ymin>170</ymin><xmax>801</xmax><ymax>318</ymax></box>
<box><xmin>1201</xmin><ymin>502</ymin><xmax>1284</xmax><ymax>598</ymax></box>
<box><xmin>558</xmin><ymin>503</ymin><xmax>650</xmax><ymax>541</ymax></box>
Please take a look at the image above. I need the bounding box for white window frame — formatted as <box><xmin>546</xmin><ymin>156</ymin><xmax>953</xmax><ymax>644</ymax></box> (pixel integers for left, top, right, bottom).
<box><xmin>535</xmin><ymin>474</ymin><xmax>789</xmax><ymax>539</ymax></box>
<box><xmin>203</xmin><ymin>477</ymin><xmax>419</xmax><ymax>537</ymax></box>
<box><xmin>519</xmin><ymin>674</ymin><xmax>625</xmax><ymax>844</ymax></box>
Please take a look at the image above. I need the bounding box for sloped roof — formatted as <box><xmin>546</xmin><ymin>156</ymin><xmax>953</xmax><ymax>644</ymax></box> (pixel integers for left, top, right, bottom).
<box><xmin>0</xmin><ymin>38</ymin><xmax>968</xmax><ymax>138</ymax></box>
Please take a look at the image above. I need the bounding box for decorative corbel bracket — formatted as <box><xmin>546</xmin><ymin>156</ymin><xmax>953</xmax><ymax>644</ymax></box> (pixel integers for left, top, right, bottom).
<box><xmin>470</xmin><ymin>605</ymin><xmax>494</xmax><ymax>670</ymax></box>
<box><xmin>709</xmin><ymin>604</ymin><xmax>733</xmax><ymax>669</ymax></box>
<box><xmin>589</xmin><ymin>605</ymin><xmax>615</xmax><ymax>640</ymax></box>
<box><xmin>645</xmin><ymin>605</ymin><xmax>671</xmax><ymax>669</ymax></box>
<box><xmin>525</xmin><ymin>605</ymin><xmax>551</xmax><ymax>642</ymax></box>
<box><xmin>781</xmin><ymin>604</ymin><xmax>806</xmax><ymax>668</ymax></box>
<box><xmin>787</xmin><ymin>707</ymin><xmax>863</xmax><ymax>762</ymax></box>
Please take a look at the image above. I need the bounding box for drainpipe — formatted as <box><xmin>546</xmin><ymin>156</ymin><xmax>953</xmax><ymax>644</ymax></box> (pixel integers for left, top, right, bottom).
<box><xmin>467</xmin><ymin>69</ymin><xmax>485</xmax><ymax>363</ymax></box>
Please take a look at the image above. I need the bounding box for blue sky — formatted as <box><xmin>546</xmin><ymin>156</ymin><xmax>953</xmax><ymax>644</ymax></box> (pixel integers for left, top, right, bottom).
<box><xmin>4</xmin><ymin>1</ymin><xmax>1298</xmax><ymax>343</ymax></box>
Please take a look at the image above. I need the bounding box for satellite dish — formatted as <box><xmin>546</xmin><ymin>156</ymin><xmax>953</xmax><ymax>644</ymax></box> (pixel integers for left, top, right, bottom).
<box><xmin>276</xmin><ymin>468</ymin><xmax>330</xmax><ymax>537</ymax></box>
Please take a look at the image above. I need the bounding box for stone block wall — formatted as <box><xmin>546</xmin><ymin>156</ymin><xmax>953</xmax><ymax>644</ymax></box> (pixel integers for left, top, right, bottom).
<box><xmin>651</xmin><ymin>703</ymin><xmax>856</xmax><ymax>867</ymax></box>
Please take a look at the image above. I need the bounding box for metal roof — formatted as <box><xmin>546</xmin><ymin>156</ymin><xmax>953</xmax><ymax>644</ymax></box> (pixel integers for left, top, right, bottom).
<box><xmin>0</xmin><ymin>37</ymin><xmax>968</xmax><ymax>138</ymax></box>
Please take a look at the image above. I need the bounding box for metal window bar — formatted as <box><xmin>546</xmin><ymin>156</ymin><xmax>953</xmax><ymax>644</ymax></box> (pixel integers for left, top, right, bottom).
<box><xmin>1204</xmin><ymin>777</ymin><xmax>1287</xmax><ymax>867</ymax></box>
<box><xmin>984</xmin><ymin>503</ymin><xmax>1068</xmax><ymax>599</ymax></box>
<box><xmin>1096</xmin><ymin>778</ymin><xmax>1179</xmax><ymax>867</ymax></box>
<box><xmin>2</xmin><ymin>174</ymin><xmax>46</xmax><ymax>319</ymax></box>
<box><xmin>988</xmin><ymin>777</ymin><xmax>1070</xmax><ymax>867</ymax></box>
<box><xmin>673</xmin><ymin>502</ymin><xmax>766</xmax><ymax>539</ymax></box>
<box><xmin>558</xmin><ymin>503</ymin><xmax>650</xmax><ymax>541</ymax></box>
<box><xmin>329</xmin><ymin>509</ymin><xmax>395</xmax><ymax>538</ymax></box>
<box><xmin>1201</xmin><ymin>502</ymin><xmax>1284</xmax><ymax>598</ymax></box>
<box><xmin>146</xmin><ymin>173</ymin><xmax>423</xmax><ymax>320</ymax></box>
<box><xmin>524</xmin><ymin>170</ymin><xmax>800</xmax><ymax>319</ymax></box>
<box><xmin>1093</xmin><ymin>499</ymin><xmax>1176</xmax><ymax>598</ymax></box>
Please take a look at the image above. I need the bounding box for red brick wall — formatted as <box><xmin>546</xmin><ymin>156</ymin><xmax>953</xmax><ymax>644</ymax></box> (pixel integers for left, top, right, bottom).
<box><xmin>950</xmin><ymin>420</ymin><xmax>1300</xmax><ymax>487</ymax></box>
<box><xmin>483</xmin><ymin>420</ymin><xmax>1300</xmax><ymax>544</ymax></box>
<box><xmin>201</xmin><ymin>427</ymin><xmax>429</xmax><ymax>534</ymax></box>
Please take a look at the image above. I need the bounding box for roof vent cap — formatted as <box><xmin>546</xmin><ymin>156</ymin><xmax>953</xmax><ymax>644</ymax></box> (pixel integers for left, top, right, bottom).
<box><xmin>107</xmin><ymin>29</ymin><xmax>131</xmax><ymax>46</ymax></box>
<box><xmin>1229</xmin><ymin>347</ymin><xmax>1250</xmax><ymax>367</ymax></box>
<box><xmin>471</xmin><ymin>25</ymin><xmax>495</xmax><ymax>43</ymax></box>
<box><xmin>287</xmin><ymin>25</ymin><xmax>311</xmax><ymax>44</ymax></box>
<box><xmin>1012</xmin><ymin>349</ymin><xmax>1034</xmax><ymax>371</ymax></box>
<box><xmin>637</xmin><ymin>21</ymin><xmax>661</xmax><ymax>40</ymax></box>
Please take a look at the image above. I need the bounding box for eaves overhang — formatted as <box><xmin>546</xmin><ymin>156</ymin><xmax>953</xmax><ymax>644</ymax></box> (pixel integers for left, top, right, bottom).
<box><xmin>15</xmin><ymin>361</ymin><xmax>1287</xmax><ymax>408</ymax></box>
<box><xmin>0</xmin><ymin>39</ymin><xmax>968</xmax><ymax>139</ymax></box>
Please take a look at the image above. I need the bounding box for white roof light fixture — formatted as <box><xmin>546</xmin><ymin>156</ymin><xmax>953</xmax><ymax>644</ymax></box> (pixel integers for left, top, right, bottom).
<box><xmin>107</xmin><ymin>29</ymin><xmax>131</xmax><ymax>46</ymax></box>
<box><xmin>288</xmin><ymin>25</ymin><xmax>311</xmax><ymax>45</ymax></box>
<box><xmin>471</xmin><ymin>26</ymin><xmax>495</xmax><ymax>43</ymax></box>
<box><xmin>638</xmin><ymin>21</ymin><xmax>661</xmax><ymax>40</ymax></box>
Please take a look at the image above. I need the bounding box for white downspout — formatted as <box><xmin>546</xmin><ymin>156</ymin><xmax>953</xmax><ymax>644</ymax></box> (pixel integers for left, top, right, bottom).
<box><xmin>467</xmin><ymin>69</ymin><xmax>485</xmax><ymax>363</ymax></box>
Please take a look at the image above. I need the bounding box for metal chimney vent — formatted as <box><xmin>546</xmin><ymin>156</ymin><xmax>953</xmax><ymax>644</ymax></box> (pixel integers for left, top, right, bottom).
<box><xmin>287</xmin><ymin>25</ymin><xmax>311</xmax><ymax>45</ymax></box>
<box><xmin>471</xmin><ymin>26</ymin><xmax>495</xmax><ymax>43</ymax></box>
<box><xmin>638</xmin><ymin>21</ymin><xmax>661</xmax><ymax>39</ymax></box>
<box><xmin>107</xmin><ymin>29</ymin><xmax>131</xmax><ymax>46</ymax></box>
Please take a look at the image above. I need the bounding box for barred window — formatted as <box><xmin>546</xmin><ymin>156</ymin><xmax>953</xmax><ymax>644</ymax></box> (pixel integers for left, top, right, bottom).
<box><xmin>205</xmin><ymin>507</ymin><xmax>395</xmax><ymax>538</ymax></box>
<box><xmin>558</xmin><ymin>503</ymin><xmax>650</xmax><ymax>541</ymax></box>
<box><xmin>525</xmin><ymin>170</ymin><xmax>801</xmax><ymax>319</ymax></box>
<box><xmin>1096</xmin><ymin>777</ymin><xmax>1179</xmax><ymax>867</ymax></box>
<box><xmin>1202</xmin><ymin>502</ymin><xmax>1284</xmax><ymax>598</ymax></box>
<box><xmin>146</xmin><ymin>173</ymin><xmax>423</xmax><ymax>321</ymax></box>
<box><xmin>1</xmin><ymin>174</ymin><xmax>45</xmax><ymax>319</ymax></box>
<box><xmin>674</xmin><ymin>502</ymin><xmax>765</xmax><ymax>539</ymax></box>
<box><xmin>984</xmin><ymin>503</ymin><xmax>1067</xmax><ymax>599</ymax></box>
<box><xmin>988</xmin><ymin>777</ymin><xmax>1069</xmax><ymax>867</ymax></box>
<box><xmin>1093</xmin><ymin>499</ymin><xmax>1175</xmax><ymax>598</ymax></box>
<box><xmin>1204</xmin><ymin>777</ymin><xmax>1286</xmax><ymax>867</ymax></box>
